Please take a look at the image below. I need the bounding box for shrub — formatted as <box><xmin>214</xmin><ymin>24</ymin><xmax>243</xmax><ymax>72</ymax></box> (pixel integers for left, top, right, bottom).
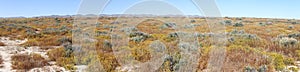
<box><xmin>103</xmin><ymin>40</ymin><xmax>112</xmax><ymax>51</ymax></box>
<box><xmin>47</xmin><ymin>47</ymin><xmax>76</xmax><ymax>70</ymax></box>
<box><xmin>287</xmin><ymin>33</ymin><xmax>300</xmax><ymax>38</ymax></box>
<box><xmin>131</xmin><ymin>36</ymin><xmax>145</xmax><ymax>43</ymax></box>
<box><xmin>23</xmin><ymin>39</ymin><xmax>39</xmax><ymax>46</ymax></box>
<box><xmin>288</xmin><ymin>25</ymin><xmax>294</xmax><ymax>29</ymax></box>
<box><xmin>57</xmin><ymin>37</ymin><xmax>72</xmax><ymax>44</ymax></box>
<box><xmin>62</xmin><ymin>43</ymin><xmax>74</xmax><ymax>57</ymax></box>
<box><xmin>233</xmin><ymin>22</ymin><xmax>244</xmax><ymax>27</ymax></box>
<box><xmin>258</xmin><ymin>65</ymin><xmax>267</xmax><ymax>72</ymax></box>
<box><xmin>103</xmin><ymin>25</ymin><xmax>117</xmax><ymax>29</ymax></box>
<box><xmin>229</xmin><ymin>29</ymin><xmax>259</xmax><ymax>40</ymax></box>
<box><xmin>11</xmin><ymin>53</ymin><xmax>49</xmax><ymax>70</ymax></box>
<box><xmin>129</xmin><ymin>32</ymin><xmax>150</xmax><ymax>37</ymax></box>
<box><xmin>229</xmin><ymin>29</ymin><xmax>245</xmax><ymax>35</ymax></box>
<box><xmin>56</xmin><ymin>57</ymin><xmax>76</xmax><ymax>70</ymax></box>
<box><xmin>276</xmin><ymin>34</ymin><xmax>286</xmax><ymax>39</ymax></box>
<box><xmin>42</xmin><ymin>28</ymin><xmax>60</xmax><ymax>34</ymax></box>
<box><xmin>229</xmin><ymin>29</ymin><xmax>239</xmax><ymax>34</ymax></box>
<box><xmin>178</xmin><ymin>42</ymin><xmax>198</xmax><ymax>51</ymax></box>
<box><xmin>270</xmin><ymin>53</ymin><xmax>285</xmax><ymax>71</ymax></box>
<box><xmin>96</xmin><ymin>31</ymin><xmax>108</xmax><ymax>36</ymax></box>
<box><xmin>184</xmin><ymin>25</ymin><xmax>193</xmax><ymax>29</ymax></box>
<box><xmin>168</xmin><ymin>32</ymin><xmax>179</xmax><ymax>38</ymax></box>
<box><xmin>291</xmin><ymin>22</ymin><xmax>298</xmax><ymax>24</ymax></box>
<box><xmin>0</xmin><ymin>42</ymin><xmax>5</xmax><ymax>46</ymax></box>
<box><xmin>284</xmin><ymin>58</ymin><xmax>294</xmax><ymax>65</ymax></box>
<box><xmin>289</xmin><ymin>67</ymin><xmax>299</xmax><ymax>72</ymax></box>
<box><xmin>161</xmin><ymin>22</ymin><xmax>176</xmax><ymax>29</ymax></box>
<box><xmin>25</xmin><ymin>29</ymin><xmax>39</xmax><ymax>38</ymax></box>
<box><xmin>242</xmin><ymin>34</ymin><xmax>259</xmax><ymax>39</ymax></box>
<box><xmin>228</xmin><ymin>37</ymin><xmax>235</xmax><ymax>42</ymax></box>
<box><xmin>258</xmin><ymin>22</ymin><xmax>266</xmax><ymax>26</ymax></box>
<box><xmin>110</xmin><ymin>21</ymin><xmax>120</xmax><ymax>24</ymax></box>
<box><xmin>236</xmin><ymin>18</ymin><xmax>243</xmax><ymax>20</ymax></box>
<box><xmin>190</xmin><ymin>20</ymin><xmax>196</xmax><ymax>23</ymax></box>
<box><xmin>59</xmin><ymin>25</ymin><xmax>69</xmax><ymax>32</ymax></box>
<box><xmin>96</xmin><ymin>22</ymin><xmax>102</xmax><ymax>27</ymax></box>
<box><xmin>120</xmin><ymin>27</ymin><xmax>138</xmax><ymax>33</ymax></box>
<box><xmin>278</xmin><ymin>37</ymin><xmax>298</xmax><ymax>47</ymax></box>
<box><xmin>296</xmin><ymin>50</ymin><xmax>300</xmax><ymax>60</ymax></box>
<box><xmin>266</xmin><ymin>22</ymin><xmax>273</xmax><ymax>25</ymax></box>
<box><xmin>195</xmin><ymin>33</ymin><xmax>206</xmax><ymax>38</ymax></box>
<box><xmin>160</xmin><ymin>52</ymin><xmax>181</xmax><ymax>72</ymax></box>
<box><xmin>184</xmin><ymin>24</ymin><xmax>197</xmax><ymax>29</ymax></box>
<box><xmin>47</xmin><ymin>47</ymin><xmax>66</xmax><ymax>61</ymax></box>
<box><xmin>129</xmin><ymin>32</ymin><xmax>151</xmax><ymax>43</ymax></box>
<box><xmin>224</xmin><ymin>20</ymin><xmax>232</xmax><ymax>25</ymax></box>
<box><xmin>23</xmin><ymin>36</ymin><xmax>61</xmax><ymax>46</ymax></box>
<box><xmin>244</xmin><ymin>66</ymin><xmax>256</xmax><ymax>72</ymax></box>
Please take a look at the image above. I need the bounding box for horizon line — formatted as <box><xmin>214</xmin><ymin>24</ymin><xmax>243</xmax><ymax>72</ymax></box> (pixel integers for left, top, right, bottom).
<box><xmin>0</xmin><ymin>14</ymin><xmax>299</xmax><ymax>20</ymax></box>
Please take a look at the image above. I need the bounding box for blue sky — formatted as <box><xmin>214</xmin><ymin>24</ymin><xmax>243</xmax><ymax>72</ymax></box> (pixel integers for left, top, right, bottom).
<box><xmin>0</xmin><ymin>0</ymin><xmax>299</xmax><ymax>19</ymax></box>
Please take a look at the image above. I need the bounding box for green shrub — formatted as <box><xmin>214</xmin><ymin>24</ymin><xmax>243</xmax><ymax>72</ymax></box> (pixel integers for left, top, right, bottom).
<box><xmin>224</xmin><ymin>20</ymin><xmax>232</xmax><ymax>25</ymax></box>
<box><xmin>288</xmin><ymin>25</ymin><xmax>294</xmax><ymax>29</ymax></box>
<box><xmin>278</xmin><ymin>37</ymin><xmax>298</xmax><ymax>47</ymax></box>
<box><xmin>160</xmin><ymin>22</ymin><xmax>176</xmax><ymax>29</ymax></box>
<box><xmin>244</xmin><ymin>66</ymin><xmax>256</xmax><ymax>72</ymax></box>
<box><xmin>258</xmin><ymin>22</ymin><xmax>266</xmax><ymax>26</ymax></box>
<box><xmin>190</xmin><ymin>20</ymin><xmax>196</xmax><ymax>23</ymax></box>
<box><xmin>129</xmin><ymin>32</ymin><xmax>151</xmax><ymax>43</ymax></box>
<box><xmin>258</xmin><ymin>65</ymin><xmax>267</xmax><ymax>72</ymax></box>
<box><xmin>233</xmin><ymin>22</ymin><xmax>244</xmax><ymax>27</ymax></box>
<box><xmin>287</xmin><ymin>33</ymin><xmax>300</xmax><ymax>38</ymax></box>
<box><xmin>120</xmin><ymin>27</ymin><xmax>137</xmax><ymax>34</ymax></box>
<box><xmin>103</xmin><ymin>40</ymin><xmax>112</xmax><ymax>51</ymax></box>
<box><xmin>291</xmin><ymin>22</ymin><xmax>298</xmax><ymax>24</ymax></box>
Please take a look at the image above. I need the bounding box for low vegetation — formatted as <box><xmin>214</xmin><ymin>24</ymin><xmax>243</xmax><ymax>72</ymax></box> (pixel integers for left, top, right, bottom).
<box><xmin>0</xmin><ymin>16</ymin><xmax>299</xmax><ymax>71</ymax></box>
<box><xmin>0</xmin><ymin>55</ymin><xmax>3</xmax><ymax>68</ymax></box>
<box><xmin>0</xmin><ymin>42</ymin><xmax>5</xmax><ymax>46</ymax></box>
<box><xmin>47</xmin><ymin>47</ymin><xmax>76</xmax><ymax>70</ymax></box>
<box><xmin>11</xmin><ymin>53</ymin><xmax>49</xmax><ymax>71</ymax></box>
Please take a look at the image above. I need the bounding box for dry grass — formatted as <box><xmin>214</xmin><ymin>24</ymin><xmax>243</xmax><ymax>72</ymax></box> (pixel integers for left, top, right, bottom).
<box><xmin>0</xmin><ymin>55</ymin><xmax>4</xmax><ymax>68</ymax></box>
<box><xmin>47</xmin><ymin>47</ymin><xmax>76</xmax><ymax>70</ymax></box>
<box><xmin>11</xmin><ymin>53</ymin><xmax>49</xmax><ymax>70</ymax></box>
<box><xmin>47</xmin><ymin>47</ymin><xmax>65</xmax><ymax>61</ymax></box>
<box><xmin>0</xmin><ymin>42</ymin><xmax>5</xmax><ymax>46</ymax></box>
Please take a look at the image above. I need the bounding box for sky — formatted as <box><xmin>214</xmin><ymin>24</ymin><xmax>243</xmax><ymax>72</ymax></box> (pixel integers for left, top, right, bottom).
<box><xmin>0</xmin><ymin>0</ymin><xmax>299</xmax><ymax>19</ymax></box>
